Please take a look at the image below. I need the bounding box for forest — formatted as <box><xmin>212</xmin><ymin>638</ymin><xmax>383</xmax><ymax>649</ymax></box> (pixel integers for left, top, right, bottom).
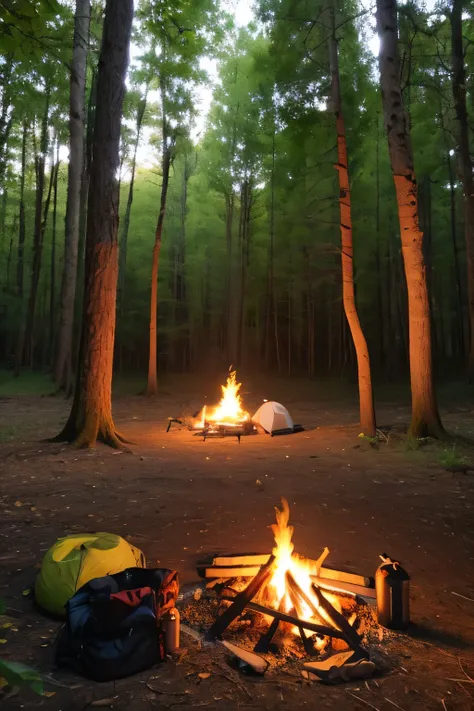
<box><xmin>1</xmin><ymin>0</ymin><xmax>474</xmax><ymax>443</ymax></box>
<box><xmin>2</xmin><ymin>2</ymin><xmax>474</xmax><ymax>708</ymax></box>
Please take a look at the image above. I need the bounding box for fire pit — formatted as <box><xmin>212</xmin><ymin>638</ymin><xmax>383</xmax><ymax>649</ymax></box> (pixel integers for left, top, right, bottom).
<box><xmin>167</xmin><ymin>369</ymin><xmax>303</xmax><ymax>440</ymax></box>
<box><xmin>192</xmin><ymin>371</ymin><xmax>256</xmax><ymax>441</ymax></box>
<box><xmin>183</xmin><ymin>499</ymin><xmax>381</xmax><ymax>677</ymax></box>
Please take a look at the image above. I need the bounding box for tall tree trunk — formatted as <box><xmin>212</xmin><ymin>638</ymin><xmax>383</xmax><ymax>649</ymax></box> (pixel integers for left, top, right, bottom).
<box><xmin>50</xmin><ymin>145</ymin><xmax>60</xmax><ymax>362</ymax></box>
<box><xmin>16</xmin><ymin>121</ymin><xmax>27</xmax><ymax>301</ymax></box>
<box><xmin>438</xmin><ymin>88</ymin><xmax>464</xmax><ymax>359</ymax></box>
<box><xmin>118</xmin><ymin>87</ymin><xmax>148</xmax><ymax>317</ymax></box>
<box><xmin>71</xmin><ymin>67</ymin><xmax>97</xmax><ymax>395</ymax></box>
<box><xmin>13</xmin><ymin>123</ymin><xmax>28</xmax><ymax>377</ymax></box>
<box><xmin>55</xmin><ymin>0</ymin><xmax>91</xmax><ymax>388</ymax></box>
<box><xmin>53</xmin><ymin>0</ymin><xmax>133</xmax><ymax>448</ymax></box>
<box><xmin>172</xmin><ymin>151</ymin><xmax>192</xmax><ymax>369</ymax></box>
<box><xmin>146</xmin><ymin>79</ymin><xmax>172</xmax><ymax>396</ymax></box>
<box><xmin>265</xmin><ymin>129</ymin><xmax>276</xmax><ymax>367</ymax></box>
<box><xmin>451</xmin><ymin>0</ymin><xmax>474</xmax><ymax>374</ymax></box>
<box><xmin>20</xmin><ymin>90</ymin><xmax>51</xmax><ymax>368</ymax></box>
<box><xmin>0</xmin><ymin>55</ymin><xmax>14</xmax><ymax>189</ymax></box>
<box><xmin>225</xmin><ymin>191</ymin><xmax>235</xmax><ymax>362</ymax></box>
<box><xmin>329</xmin><ymin>6</ymin><xmax>376</xmax><ymax>436</ymax></box>
<box><xmin>376</xmin><ymin>0</ymin><xmax>444</xmax><ymax>437</ymax></box>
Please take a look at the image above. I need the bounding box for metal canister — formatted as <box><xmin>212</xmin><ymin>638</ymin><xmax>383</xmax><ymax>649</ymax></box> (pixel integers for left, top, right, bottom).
<box><xmin>164</xmin><ymin>607</ymin><xmax>180</xmax><ymax>654</ymax></box>
<box><xmin>375</xmin><ymin>553</ymin><xmax>410</xmax><ymax>630</ymax></box>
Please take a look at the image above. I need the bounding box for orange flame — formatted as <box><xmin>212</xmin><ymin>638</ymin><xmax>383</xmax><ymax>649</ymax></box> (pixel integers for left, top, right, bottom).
<box><xmin>196</xmin><ymin>370</ymin><xmax>249</xmax><ymax>427</ymax></box>
<box><xmin>266</xmin><ymin>498</ymin><xmax>341</xmax><ymax>628</ymax></box>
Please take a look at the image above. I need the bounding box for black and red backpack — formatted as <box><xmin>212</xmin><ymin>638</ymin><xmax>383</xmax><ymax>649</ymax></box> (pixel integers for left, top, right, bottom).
<box><xmin>56</xmin><ymin>567</ymin><xmax>179</xmax><ymax>682</ymax></box>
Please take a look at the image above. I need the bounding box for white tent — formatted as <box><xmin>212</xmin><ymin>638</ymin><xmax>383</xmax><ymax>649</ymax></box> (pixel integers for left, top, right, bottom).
<box><xmin>252</xmin><ymin>401</ymin><xmax>294</xmax><ymax>434</ymax></box>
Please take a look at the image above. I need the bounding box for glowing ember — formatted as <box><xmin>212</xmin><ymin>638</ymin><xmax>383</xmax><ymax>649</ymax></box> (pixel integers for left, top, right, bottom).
<box><xmin>264</xmin><ymin>498</ymin><xmax>341</xmax><ymax>629</ymax></box>
<box><xmin>195</xmin><ymin>370</ymin><xmax>249</xmax><ymax>428</ymax></box>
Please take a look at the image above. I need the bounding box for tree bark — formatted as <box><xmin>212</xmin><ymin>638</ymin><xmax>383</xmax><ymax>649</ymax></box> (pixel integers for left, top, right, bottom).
<box><xmin>53</xmin><ymin>0</ymin><xmax>133</xmax><ymax>448</ymax></box>
<box><xmin>118</xmin><ymin>86</ymin><xmax>148</xmax><ymax>317</ymax></box>
<box><xmin>55</xmin><ymin>0</ymin><xmax>91</xmax><ymax>388</ymax></box>
<box><xmin>21</xmin><ymin>91</ymin><xmax>52</xmax><ymax>368</ymax></box>
<box><xmin>265</xmin><ymin>129</ymin><xmax>276</xmax><ymax>367</ymax></box>
<box><xmin>451</xmin><ymin>0</ymin><xmax>474</xmax><ymax>374</ymax></box>
<box><xmin>146</xmin><ymin>78</ymin><xmax>172</xmax><ymax>396</ymax></box>
<box><xmin>50</xmin><ymin>145</ymin><xmax>60</xmax><ymax>362</ymax></box>
<box><xmin>376</xmin><ymin>0</ymin><xmax>444</xmax><ymax>437</ymax></box>
<box><xmin>0</xmin><ymin>55</ymin><xmax>14</xmax><ymax>190</ymax></box>
<box><xmin>329</xmin><ymin>6</ymin><xmax>376</xmax><ymax>436</ymax></box>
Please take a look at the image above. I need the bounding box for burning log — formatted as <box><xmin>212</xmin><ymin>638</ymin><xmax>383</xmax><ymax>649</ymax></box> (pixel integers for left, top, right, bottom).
<box><xmin>221</xmin><ymin>595</ymin><xmax>348</xmax><ymax>640</ymax></box>
<box><xmin>310</xmin><ymin>582</ymin><xmax>365</xmax><ymax>655</ymax></box>
<box><xmin>253</xmin><ymin>617</ymin><xmax>280</xmax><ymax>653</ymax></box>
<box><xmin>206</xmin><ymin>555</ymin><xmax>276</xmax><ymax>641</ymax></box>
<box><xmin>285</xmin><ymin>570</ymin><xmax>328</xmax><ymax>626</ymax></box>
<box><xmin>200</xmin><ymin>553</ymin><xmax>374</xmax><ymax>590</ymax></box>
<box><xmin>310</xmin><ymin>575</ymin><xmax>375</xmax><ymax>600</ymax></box>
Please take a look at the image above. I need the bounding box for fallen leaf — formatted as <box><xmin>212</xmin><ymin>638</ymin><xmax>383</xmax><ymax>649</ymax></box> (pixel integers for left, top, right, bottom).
<box><xmin>1</xmin><ymin>623</ymin><xmax>12</xmax><ymax>629</ymax></box>
<box><xmin>198</xmin><ymin>673</ymin><xmax>211</xmax><ymax>680</ymax></box>
<box><xmin>14</xmin><ymin>501</ymin><xmax>23</xmax><ymax>507</ymax></box>
<box><xmin>42</xmin><ymin>690</ymin><xmax>56</xmax><ymax>697</ymax></box>
<box><xmin>22</xmin><ymin>589</ymin><xmax>31</xmax><ymax>597</ymax></box>
<box><xmin>0</xmin><ymin>639</ymin><xmax>7</xmax><ymax>644</ymax></box>
<box><xmin>30</xmin><ymin>507</ymin><xmax>37</xmax><ymax>512</ymax></box>
<box><xmin>0</xmin><ymin>677</ymin><xmax>8</xmax><ymax>690</ymax></box>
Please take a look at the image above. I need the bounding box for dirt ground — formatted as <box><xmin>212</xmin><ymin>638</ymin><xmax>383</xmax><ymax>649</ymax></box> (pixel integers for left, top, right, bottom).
<box><xmin>1</xmin><ymin>375</ymin><xmax>474</xmax><ymax>710</ymax></box>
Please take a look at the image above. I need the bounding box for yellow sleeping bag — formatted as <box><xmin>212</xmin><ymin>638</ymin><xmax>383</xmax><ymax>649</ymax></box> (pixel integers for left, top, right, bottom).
<box><xmin>35</xmin><ymin>532</ymin><xmax>145</xmax><ymax>616</ymax></box>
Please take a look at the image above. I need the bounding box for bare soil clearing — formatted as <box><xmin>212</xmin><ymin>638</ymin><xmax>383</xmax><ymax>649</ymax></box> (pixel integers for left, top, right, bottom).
<box><xmin>0</xmin><ymin>376</ymin><xmax>474</xmax><ymax>710</ymax></box>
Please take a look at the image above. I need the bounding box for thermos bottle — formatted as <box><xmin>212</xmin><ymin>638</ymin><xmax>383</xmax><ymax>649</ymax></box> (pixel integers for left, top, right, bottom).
<box><xmin>375</xmin><ymin>553</ymin><xmax>410</xmax><ymax>630</ymax></box>
<box><xmin>164</xmin><ymin>607</ymin><xmax>180</xmax><ymax>653</ymax></box>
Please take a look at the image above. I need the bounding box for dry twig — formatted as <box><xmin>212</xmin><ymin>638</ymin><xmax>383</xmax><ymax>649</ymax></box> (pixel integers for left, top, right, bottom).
<box><xmin>144</xmin><ymin>683</ymin><xmax>191</xmax><ymax>697</ymax></box>
<box><xmin>451</xmin><ymin>591</ymin><xmax>474</xmax><ymax>603</ymax></box>
<box><xmin>345</xmin><ymin>689</ymin><xmax>381</xmax><ymax>710</ymax></box>
<box><xmin>459</xmin><ymin>657</ymin><xmax>474</xmax><ymax>684</ymax></box>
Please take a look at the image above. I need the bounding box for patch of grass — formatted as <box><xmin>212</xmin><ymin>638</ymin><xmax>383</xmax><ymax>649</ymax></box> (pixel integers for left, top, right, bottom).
<box><xmin>0</xmin><ymin>370</ymin><xmax>55</xmax><ymax>397</ymax></box>
<box><xmin>438</xmin><ymin>444</ymin><xmax>470</xmax><ymax>471</ymax></box>
<box><xmin>403</xmin><ymin>434</ymin><xmax>422</xmax><ymax>452</ymax></box>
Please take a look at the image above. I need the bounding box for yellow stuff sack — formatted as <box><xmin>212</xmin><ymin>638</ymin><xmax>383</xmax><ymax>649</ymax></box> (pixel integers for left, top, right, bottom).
<box><xmin>35</xmin><ymin>532</ymin><xmax>145</xmax><ymax>616</ymax></box>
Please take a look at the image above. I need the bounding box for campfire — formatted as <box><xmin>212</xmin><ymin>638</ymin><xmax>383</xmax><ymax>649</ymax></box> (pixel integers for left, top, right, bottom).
<box><xmin>200</xmin><ymin>498</ymin><xmax>372</xmax><ymax>664</ymax></box>
<box><xmin>193</xmin><ymin>370</ymin><xmax>256</xmax><ymax>440</ymax></box>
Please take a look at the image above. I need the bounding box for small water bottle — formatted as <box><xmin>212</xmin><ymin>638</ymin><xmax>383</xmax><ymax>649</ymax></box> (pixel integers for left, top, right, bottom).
<box><xmin>375</xmin><ymin>554</ymin><xmax>410</xmax><ymax>630</ymax></box>
<box><xmin>164</xmin><ymin>607</ymin><xmax>180</xmax><ymax>653</ymax></box>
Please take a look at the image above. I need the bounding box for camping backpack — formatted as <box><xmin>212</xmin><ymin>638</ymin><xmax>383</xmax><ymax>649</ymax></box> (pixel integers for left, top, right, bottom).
<box><xmin>56</xmin><ymin>567</ymin><xmax>179</xmax><ymax>682</ymax></box>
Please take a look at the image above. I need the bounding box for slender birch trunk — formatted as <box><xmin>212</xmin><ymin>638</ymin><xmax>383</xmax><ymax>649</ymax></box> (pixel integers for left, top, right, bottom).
<box><xmin>329</xmin><ymin>5</ymin><xmax>376</xmax><ymax>436</ymax></box>
<box><xmin>377</xmin><ymin>0</ymin><xmax>444</xmax><ymax>437</ymax></box>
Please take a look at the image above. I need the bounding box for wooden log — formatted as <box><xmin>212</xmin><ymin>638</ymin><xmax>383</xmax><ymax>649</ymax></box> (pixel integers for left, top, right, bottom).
<box><xmin>310</xmin><ymin>576</ymin><xmax>376</xmax><ymax>600</ymax></box>
<box><xmin>311</xmin><ymin>582</ymin><xmax>365</xmax><ymax>653</ymax></box>
<box><xmin>203</xmin><ymin>566</ymin><xmax>262</xmax><ymax>579</ymax></box>
<box><xmin>202</xmin><ymin>554</ymin><xmax>374</xmax><ymax>589</ymax></box>
<box><xmin>221</xmin><ymin>595</ymin><xmax>347</xmax><ymax>640</ymax></box>
<box><xmin>206</xmin><ymin>555</ymin><xmax>275</xmax><ymax>641</ymax></box>
<box><xmin>221</xmin><ymin>640</ymin><xmax>268</xmax><ymax>675</ymax></box>
<box><xmin>211</xmin><ymin>554</ymin><xmax>270</xmax><ymax>568</ymax></box>
<box><xmin>253</xmin><ymin>617</ymin><xmax>279</xmax><ymax>653</ymax></box>
<box><xmin>286</xmin><ymin>571</ymin><xmax>329</xmax><ymax>627</ymax></box>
